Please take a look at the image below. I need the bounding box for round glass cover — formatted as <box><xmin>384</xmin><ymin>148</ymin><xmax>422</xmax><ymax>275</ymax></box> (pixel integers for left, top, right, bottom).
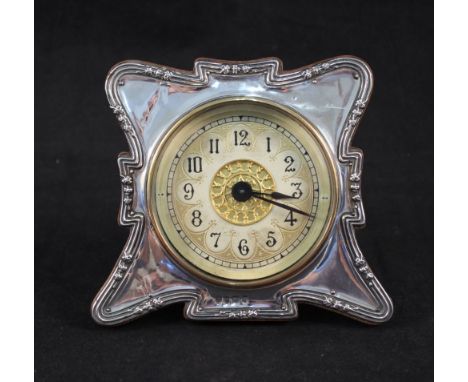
<box><xmin>148</xmin><ymin>98</ymin><xmax>338</xmax><ymax>287</ymax></box>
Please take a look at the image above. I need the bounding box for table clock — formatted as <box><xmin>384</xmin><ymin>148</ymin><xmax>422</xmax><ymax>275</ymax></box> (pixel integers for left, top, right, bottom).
<box><xmin>91</xmin><ymin>56</ymin><xmax>393</xmax><ymax>324</ymax></box>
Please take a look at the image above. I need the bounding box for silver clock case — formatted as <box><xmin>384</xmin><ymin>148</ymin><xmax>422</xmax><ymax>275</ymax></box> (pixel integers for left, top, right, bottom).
<box><xmin>91</xmin><ymin>57</ymin><xmax>393</xmax><ymax>324</ymax></box>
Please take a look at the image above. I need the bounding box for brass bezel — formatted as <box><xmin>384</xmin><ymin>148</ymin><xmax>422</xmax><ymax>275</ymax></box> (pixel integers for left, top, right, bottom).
<box><xmin>147</xmin><ymin>97</ymin><xmax>339</xmax><ymax>288</ymax></box>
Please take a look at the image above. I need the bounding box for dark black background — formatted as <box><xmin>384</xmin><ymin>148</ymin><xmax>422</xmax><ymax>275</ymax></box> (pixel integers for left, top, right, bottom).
<box><xmin>35</xmin><ymin>0</ymin><xmax>433</xmax><ymax>381</ymax></box>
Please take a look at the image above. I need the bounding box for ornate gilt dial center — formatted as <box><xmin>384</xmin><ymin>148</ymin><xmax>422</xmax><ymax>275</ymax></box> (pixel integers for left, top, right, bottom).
<box><xmin>210</xmin><ymin>160</ymin><xmax>275</xmax><ymax>225</ymax></box>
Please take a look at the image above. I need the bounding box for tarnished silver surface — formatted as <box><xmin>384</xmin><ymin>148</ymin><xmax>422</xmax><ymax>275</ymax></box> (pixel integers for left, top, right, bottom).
<box><xmin>91</xmin><ymin>56</ymin><xmax>393</xmax><ymax>325</ymax></box>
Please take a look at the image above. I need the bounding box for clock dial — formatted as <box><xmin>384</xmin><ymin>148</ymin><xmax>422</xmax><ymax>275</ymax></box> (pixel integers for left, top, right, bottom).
<box><xmin>148</xmin><ymin>99</ymin><xmax>338</xmax><ymax>286</ymax></box>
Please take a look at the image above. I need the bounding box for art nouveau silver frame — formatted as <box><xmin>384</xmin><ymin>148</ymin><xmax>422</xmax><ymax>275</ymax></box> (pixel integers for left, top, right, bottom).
<box><xmin>91</xmin><ymin>56</ymin><xmax>393</xmax><ymax>325</ymax></box>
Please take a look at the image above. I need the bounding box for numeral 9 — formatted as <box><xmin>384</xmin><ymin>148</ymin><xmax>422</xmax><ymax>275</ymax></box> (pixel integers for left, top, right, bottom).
<box><xmin>183</xmin><ymin>183</ymin><xmax>194</xmax><ymax>200</ymax></box>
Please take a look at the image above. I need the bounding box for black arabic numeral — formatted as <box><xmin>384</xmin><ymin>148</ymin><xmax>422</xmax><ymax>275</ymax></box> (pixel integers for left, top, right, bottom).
<box><xmin>291</xmin><ymin>182</ymin><xmax>303</xmax><ymax>198</ymax></box>
<box><xmin>234</xmin><ymin>130</ymin><xmax>250</xmax><ymax>146</ymax></box>
<box><xmin>284</xmin><ymin>156</ymin><xmax>296</xmax><ymax>172</ymax></box>
<box><xmin>209</xmin><ymin>138</ymin><xmax>219</xmax><ymax>154</ymax></box>
<box><xmin>284</xmin><ymin>210</ymin><xmax>298</xmax><ymax>226</ymax></box>
<box><xmin>237</xmin><ymin>239</ymin><xmax>249</xmax><ymax>256</ymax></box>
<box><xmin>266</xmin><ymin>231</ymin><xmax>277</xmax><ymax>248</ymax></box>
<box><xmin>191</xmin><ymin>210</ymin><xmax>202</xmax><ymax>227</ymax></box>
<box><xmin>187</xmin><ymin>156</ymin><xmax>203</xmax><ymax>173</ymax></box>
<box><xmin>183</xmin><ymin>183</ymin><xmax>194</xmax><ymax>200</ymax></box>
<box><xmin>210</xmin><ymin>232</ymin><xmax>221</xmax><ymax>248</ymax></box>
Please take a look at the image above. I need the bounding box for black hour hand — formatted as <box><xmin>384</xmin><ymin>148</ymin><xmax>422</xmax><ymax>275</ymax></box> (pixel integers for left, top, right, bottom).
<box><xmin>251</xmin><ymin>191</ymin><xmax>296</xmax><ymax>200</ymax></box>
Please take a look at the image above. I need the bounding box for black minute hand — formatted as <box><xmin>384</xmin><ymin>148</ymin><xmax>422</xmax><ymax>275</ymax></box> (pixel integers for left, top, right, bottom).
<box><xmin>251</xmin><ymin>194</ymin><xmax>315</xmax><ymax>218</ymax></box>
